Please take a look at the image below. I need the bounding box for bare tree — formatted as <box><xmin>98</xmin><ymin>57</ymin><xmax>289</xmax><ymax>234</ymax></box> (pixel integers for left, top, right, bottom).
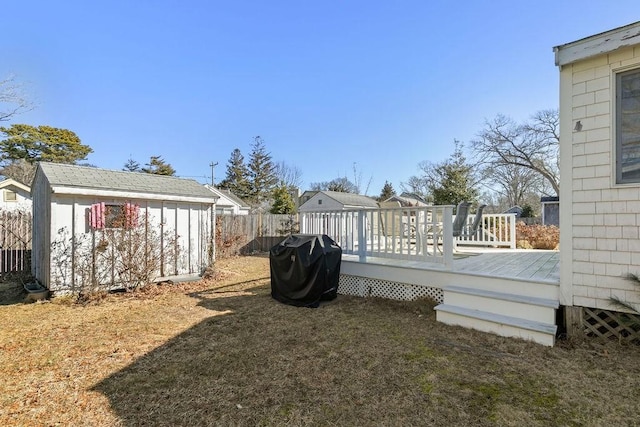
<box><xmin>0</xmin><ymin>159</ymin><xmax>36</xmax><ymax>185</ymax></box>
<box><xmin>0</xmin><ymin>74</ymin><xmax>34</xmax><ymax>122</ymax></box>
<box><xmin>481</xmin><ymin>162</ymin><xmax>542</xmax><ymax>209</ymax></box>
<box><xmin>473</xmin><ymin>109</ymin><xmax>559</xmax><ymax>196</ymax></box>
<box><xmin>310</xmin><ymin>177</ymin><xmax>358</xmax><ymax>193</ymax></box>
<box><xmin>352</xmin><ymin>162</ymin><xmax>372</xmax><ymax>195</ymax></box>
<box><xmin>274</xmin><ymin>160</ymin><xmax>303</xmax><ymax>190</ymax></box>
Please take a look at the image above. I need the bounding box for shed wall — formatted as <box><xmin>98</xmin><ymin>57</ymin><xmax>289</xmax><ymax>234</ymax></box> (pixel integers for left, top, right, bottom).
<box><xmin>560</xmin><ymin>44</ymin><xmax>640</xmax><ymax>309</ymax></box>
<box><xmin>31</xmin><ymin>170</ymin><xmax>52</xmax><ymax>287</ymax></box>
<box><xmin>40</xmin><ymin>194</ymin><xmax>212</xmax><ymax>292</ymax></box>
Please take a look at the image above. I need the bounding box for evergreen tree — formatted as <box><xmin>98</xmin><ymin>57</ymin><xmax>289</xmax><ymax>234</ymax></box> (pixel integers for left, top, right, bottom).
<box><xmin>247</xmin><ymin>136</ymin><xmax>277</xmax><ymax>204</ymax></box>
<box><xmin>141</xmin><ymin>155</ymin><xmax>176</xmax><ymax>176</ymax></box>
<box><xmin>429</xmin><ymin>141</ymin><xmax>479</xmax><ymax>206</ymax></box>
<box><xmin>378</xmin><ymin>180</ymin><xmax>396</xmax><ymax>201</ymax></box>
<box><xmin>123</xmin><ymin>157</ymin><xmax>141</xmax><ymax>172</ymax></box>
<box><xmin>0</xmin><ymin>124</ymin><xmax>92</xmax><ymax>164</ymax></box>
<box><xmin>270</xmin><ymin>184</ymin><xmax>296</xmax><ymax>214</ymax></box>
<box><xmin>219</xmin><ymin>148</ymin><xmax>251</xmax><ymax>200</ymax></box>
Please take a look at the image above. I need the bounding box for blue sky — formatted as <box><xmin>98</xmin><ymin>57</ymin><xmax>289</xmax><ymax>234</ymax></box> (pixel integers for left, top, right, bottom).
<box><xmin>2</xmin><ymin>1</ymin><xmax>639</xmax><ymax>196</ymax></box>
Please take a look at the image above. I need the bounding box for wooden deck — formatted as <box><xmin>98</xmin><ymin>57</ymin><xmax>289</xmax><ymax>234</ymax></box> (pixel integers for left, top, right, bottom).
<box><xmin>339</xmin><ymin>248</ymin><xmax>560</xmax><ymax>346</ymax></box>
<box><xmin>342</xmin><ymin>248</ymin><xmax>559</xmax><ymax>285</ymax></box>
<box><xmin>451</xmin><ymin>249</ymin><xmax>559</xmax><ymax>284</ymax></box>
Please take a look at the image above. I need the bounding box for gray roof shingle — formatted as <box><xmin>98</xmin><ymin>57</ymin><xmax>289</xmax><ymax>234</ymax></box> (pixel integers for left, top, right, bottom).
<box><xmin>321</xmin><ymin>191</ymin><xmax>379</xmax><ymax>207</ymax></box>
<box><xmin>38</xmin><ymin>162</ymin><xmax>216</xmax><ymax>200</ymax></box>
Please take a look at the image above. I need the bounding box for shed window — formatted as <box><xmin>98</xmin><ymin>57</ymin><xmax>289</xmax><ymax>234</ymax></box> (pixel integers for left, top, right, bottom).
<box><xmin>90</xmin><ymin>202</ymin><xmax>140</xmax><ymax>229</ymax></box>
<box><xmin>3</xmin><ymin>190</ymin><xmax>16</xmax><ymax>202</ymax></box>
<box><xmin>616</xmin><ymin>69</ymin><xmax>640</xmax><ymax>184</ymax></box>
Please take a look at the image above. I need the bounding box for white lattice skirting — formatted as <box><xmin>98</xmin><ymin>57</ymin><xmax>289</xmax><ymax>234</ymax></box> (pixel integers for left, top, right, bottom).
<box><xmin>339</xmin><ymin>274</ymin><xmax>444</xmax><ymax>303</ymax></box>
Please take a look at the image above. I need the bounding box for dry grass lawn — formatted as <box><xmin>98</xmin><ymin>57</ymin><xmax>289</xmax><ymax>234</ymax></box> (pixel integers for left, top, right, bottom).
<box><xmin>1</xmin><ymin>255</ymin><xmax>640</xmax><ymax>426</ymax></box>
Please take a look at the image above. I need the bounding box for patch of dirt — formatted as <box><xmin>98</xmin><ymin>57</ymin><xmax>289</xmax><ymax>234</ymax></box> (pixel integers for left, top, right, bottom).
<box><xmin>0</xmin><ymin>281</ymin><xmax>26</xmax><ymax>305</ymax></box>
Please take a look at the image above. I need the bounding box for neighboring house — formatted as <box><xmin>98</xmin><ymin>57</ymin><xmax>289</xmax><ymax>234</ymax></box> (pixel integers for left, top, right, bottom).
<box><xmin>0</xmin><ymin>178</ymin><xmax>32</xmax><ymax>211</ymax></box>
<box><xmin>31</xmin><ymin>163</ymin><xmax>218</xmax><ymax>292</ymax></box>
<box><xmin>503</xmin><ymin>206</ymin><xmax>523</xmax><ymax>218</ymax></box>
<box><xmin>554</xmin><ymin>21</ymin><xmax>640</xmax><ymax>331</ymax></box>
<box><xmin>206</xmin><ymin>186</ymin><xmax>250</xmax><ymax>215</ymax></box>
<box><xmin>298</xmin><ymin>191</ymin><xmax>379</xmax><ymax>212</ymax></box>
<box><xmin>540</xmin><ymin>196</ymin><xmax>559</xmax><ymax>227</ymax></box>
<box><xmin>382</xmin><ymin>192</ymin><xmax>430</xmax><ymax>207</ymax></box>
<box><xmin>298</xmin><ymin>190</ymin><xmax>318</xmax><ymax>208</ymax></box>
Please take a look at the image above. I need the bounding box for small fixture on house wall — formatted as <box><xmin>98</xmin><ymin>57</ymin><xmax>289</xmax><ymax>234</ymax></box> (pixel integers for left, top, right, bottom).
<box><xmin>574</xmin><ymin>120</ymin><xmax>582</xmax><ymax>132</ymax></box>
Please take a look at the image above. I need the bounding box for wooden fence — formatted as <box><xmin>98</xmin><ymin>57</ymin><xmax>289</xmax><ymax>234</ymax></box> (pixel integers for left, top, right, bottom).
<box><xmin>0</xmin><ymin>210</ymin><xmax>32</xmax><ymax>276</ymax></box>
<box><xmin>216</xmin><ymin>213</ymin><xmax>298</xmax><ymax>257</ymax></box>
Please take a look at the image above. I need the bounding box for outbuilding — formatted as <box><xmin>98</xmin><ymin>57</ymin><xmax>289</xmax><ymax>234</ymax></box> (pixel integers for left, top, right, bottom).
<box><xmin>31</xmin><ymin>162</ymin><xmax>218</xmax><ymax>293</ymax></box>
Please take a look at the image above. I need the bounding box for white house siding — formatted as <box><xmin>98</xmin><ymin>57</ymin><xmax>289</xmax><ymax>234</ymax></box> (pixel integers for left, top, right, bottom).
<box><xmin>0</xmin><ymin>188</ymin><xmax>31</xmax><ymax>211</ymax></box>
<box><xmin>559</xmin><ymin>43</ymin><xmax>640</xmax><ymax>310</ymax></box>
<box><xmin>299</xmin><ymin>193</ymin><xmax>345</xmax><ymax>212</ymax></box>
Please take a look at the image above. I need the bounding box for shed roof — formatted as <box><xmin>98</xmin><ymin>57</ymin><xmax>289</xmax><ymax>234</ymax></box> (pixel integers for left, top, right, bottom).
<box><xmin>37</xmin><ymin>162</ymin><xmax>217</xmax><ymax>201</ymax></box>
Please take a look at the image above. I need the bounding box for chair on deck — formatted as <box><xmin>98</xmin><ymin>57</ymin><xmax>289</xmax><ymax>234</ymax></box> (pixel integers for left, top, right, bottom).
<box><xmin>419</xmin><ymin>202</ymin><xmax>470</xmax><ymax>255</ymax></box>
<box><xmin>457</xmin><ymin>204</ymin><xmax>487</xmax><ymax>238</ymax></box>
<box><xmin>451</xmin><ymin>202</ymin><xmax>471</xmax><ymax>237</ymax></box>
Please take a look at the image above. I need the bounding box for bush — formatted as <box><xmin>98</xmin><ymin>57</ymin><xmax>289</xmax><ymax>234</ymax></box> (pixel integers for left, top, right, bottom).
<box><xmin>51</xmin><ymin>212</ymin><xmax>180</xmax><ymax>294</ymax></box>
<box><xmin>515</xmin><ymin>222</ymin><xmax>559</xmax><ymax>250</ymax></box>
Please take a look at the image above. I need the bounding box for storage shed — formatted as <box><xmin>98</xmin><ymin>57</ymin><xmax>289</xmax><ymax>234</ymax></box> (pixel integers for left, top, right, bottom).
<box><xmin>31</xmin><ymin>162</ymin><xmax>217</xmax><ymax>293</ymax></box>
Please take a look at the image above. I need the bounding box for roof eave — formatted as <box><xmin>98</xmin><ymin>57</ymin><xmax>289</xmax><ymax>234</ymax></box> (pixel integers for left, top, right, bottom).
<box><xmin>554</xmin><ymin>21</ymin><xmax>640</xmax><ymax>67</ymax></box>
<box><xmin>50</xmin><ymin>186</ymin><xmax>218</xmax><ymax>204</ymax></box>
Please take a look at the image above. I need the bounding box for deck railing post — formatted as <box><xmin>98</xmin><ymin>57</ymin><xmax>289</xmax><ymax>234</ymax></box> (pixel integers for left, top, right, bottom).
<box><xmin>357</xmin><ymin>209</ymin><xmax>366</xmax><ymax>262</ymax></box>
<box><xmin>442</xmin><ymin>206</ymin><xmax>454</xmax><ymax>269</ymax></box>
<box><xmin>509</xmin><ymin>213</ymin><xmax>516</xmax><ymax>249</ymax></box>
<box><xmin>300</xmin><ymin>213</ymin><xmax>307</xmax><ymax>233</ymax></box>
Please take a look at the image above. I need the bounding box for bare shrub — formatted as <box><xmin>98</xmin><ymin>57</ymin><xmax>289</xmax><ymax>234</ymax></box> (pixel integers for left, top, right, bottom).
<box><xmin>515</xmin><ymin>222</ymin><xmax>559</xmax><ymax>249</ymax></box>
<box><xmin>215</xmin><ymin>216</ymin><xmax>247</xmax><ymax>258</ymax></box>
<box><xmin>51</xmin><ymin>211</ymin><xmax>179</xmax><ymax>296</ymax></box>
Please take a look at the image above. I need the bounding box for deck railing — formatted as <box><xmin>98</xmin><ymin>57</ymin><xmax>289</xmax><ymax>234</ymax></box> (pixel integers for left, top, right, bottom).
<box><xmin>300</xmin><ymin>207</ymin><xmax>518</xmax><ymax>266</ymax></box>
<box><xmin>457</xmin><ymin>213</ymin><xmax>517</xmax><ymax>249</ymax></box>
<box><xmin>300</xmin><ymin>205</ymin><xmax>455</xmax><ymax>268</ymax></box>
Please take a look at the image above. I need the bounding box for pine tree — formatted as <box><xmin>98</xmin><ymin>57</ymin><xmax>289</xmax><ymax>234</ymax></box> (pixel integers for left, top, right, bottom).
<box><xmin>429</xmin><ymin>141</ymin><xmax>479</xmax><ymax>205</ymax></box>
<box><xmin>247</xmin><ymin>136</ymin><xmax>277</xmax><ymax>205</ymax></box>
<box><xmin>219</xmin><ymin>148</ymin><xmax>251</xmax><ymax>200</ymax></box>
<box><xmin>123</xmin><ymin>157</ymin><xmax>141</xmax><ymax>172</ymax></box>
<box><xmin>378</xmin><ymin>181</ymin><xmax>396</xmax><ymax>201</ymax></box>
<box><xmin>270</xmin><ymin>184</ymin><xmax>296</xmax><ymax>214</ymax></box>
<box><xmin>0</xmin><ymin>124</ymin><xmax>92</xmax><ymax>164</ymax></box>
<box><xmin>141</xmin><ymin>155</ymin><xmax>176</xmax><ymax>176</ymax></box>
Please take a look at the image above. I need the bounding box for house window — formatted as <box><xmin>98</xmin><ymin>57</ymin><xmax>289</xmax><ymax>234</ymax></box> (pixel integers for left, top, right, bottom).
<box><xmin>90</xmin><ymin>202</ymin><xmax>140</xmax><ymax>229</ymax></box>
<box><xmin>318</xmin><ymin>199</ymin><xmax>323</xmax><ymax>205</ymax></box>
<box><xmin>616</xmin><ymin>68</ymin><xmax>640</xmax><ymax>184</ymax></box>
<box><xmin>3</xmin><ymin>190</ymin><xmax>17</xmax><ymax>202</ymax></box>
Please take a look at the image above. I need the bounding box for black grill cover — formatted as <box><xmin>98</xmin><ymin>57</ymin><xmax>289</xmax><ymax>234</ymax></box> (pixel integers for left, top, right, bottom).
<box><xmin>270</xmin><ymin>234</ymin><xmax>342</xmax><ymax>308</ymax></box>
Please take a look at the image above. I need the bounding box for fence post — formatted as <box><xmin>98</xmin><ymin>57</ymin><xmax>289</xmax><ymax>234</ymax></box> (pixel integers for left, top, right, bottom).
<box><xmin>358</xmin><ymin>210</ymin><xmax>366</xmax><ymax>262</ymax></box>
